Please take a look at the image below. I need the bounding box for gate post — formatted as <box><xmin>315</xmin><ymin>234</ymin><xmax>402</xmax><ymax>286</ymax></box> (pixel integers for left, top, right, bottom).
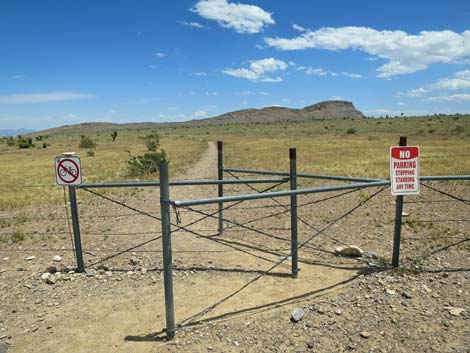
<box><xmin>217</xmin><ymin>141</ymin><xmax>224</xmax><ymax>235</ymax></box>
<box><xmin>289</xmin><ymin>148</ymin><xmax>299</xmax><ymax>278</ymax></box>
<box><xmin>68</xmin><ymin>186</ymin><xmax>84</xmax><ymax>273</ymax></box>
<box><xmin>159</xmin><ymin>162</ymin><xmax>175</xmax><ymax>339</ymax></box>
<box><xmin>392</xmin><ymin>136</ymin><xmax>407</xmax><ymax>268</ymax></box>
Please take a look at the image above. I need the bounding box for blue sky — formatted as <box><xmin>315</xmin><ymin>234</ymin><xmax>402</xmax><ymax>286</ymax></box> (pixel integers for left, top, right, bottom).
<box><xmin>1</xmin><ymin>0</ymin><xmax>469</xmax><ymax>130</ymax></box>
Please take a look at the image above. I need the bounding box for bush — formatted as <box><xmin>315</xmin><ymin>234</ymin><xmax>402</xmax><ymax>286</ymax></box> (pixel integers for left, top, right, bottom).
<box><xmin>17</xmin><ymin>135</ymin><xmax>34</xmax><ymax>149</ymax></box>
<box><xmin>111</xmin><ymin>131</ymin><xmax>118</xmax><ymax>142</ymax></box>
<box><xmin>128</xmin><ymin>151</ymin><xmax>167</xmax><ymax>175</ymax></box>
<box><xmin>128</xmin><ymin>132</ymin><xmax>167</xmax><ymax>175</ymax></box>
<box><xmin>144</xmin><ymin>133</ymin><xmax>160</xmax><ymax>152</ymax></box>
<box><xmin>6</xmin><ymin>137</ymin><xmax>16</xmax><ymax>146</ymax></box>
<box><xmin>346</xmin><ymin>128</ymin><xmax>357</xmax><ymax>134</ymax></box>
<box><xmin>86</xmin><ymin>150</ymin><xmax>95</xmax><ymax>157</ymax></box>
<box><xmin>79</xmin><ymin>135</ymin><xmax>96</xmax><ymax>149</ymax></box>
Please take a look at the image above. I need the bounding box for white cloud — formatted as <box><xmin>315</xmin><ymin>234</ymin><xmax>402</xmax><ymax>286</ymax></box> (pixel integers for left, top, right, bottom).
<box><xmin>223</xmin><ymin>58</ymin><xmax>288</xmax><ymax>82</ymax></box>
<box><xmin>398</xmin><ymin>101</ymin><xmax>407</xmax><ymax>106</ymax></box>
<box><xmin>297</xmin><ymin>66</ymin><xmax>327</xmax><ymax>76</ymax></box>
<box><xmin>403</xmin><ymin>70</ymin><xmax>470</xmax><ymax>97</ymax></box>
<box><xmin>155</xmin><ymin>52</ymin><xmax>166</xmax><ymax>58</ymax></box>
<box><xmin>402</xmin><ymin>87</ymin><xmax>430</xmax><ymax>97</ymax></box>
<box><xmin>295</xmin><ymin>65</ymin><xmax>361</xmax><ymax>78</ymax></box>
<box><xmin>0</xmin><ymin>92</ymin><xmax>95</xmax><ymax>105</ymax></box>
<box><xmin>424</xmin><ymin>93</ymin><xmax>470</xmax><ymax>102</ymax></box>
<box><xmin>430</xmin><ymin>69</ymin><xmax>470</xmax><ymax>90</ymax></box>
<box><xmin>341</xmin><ymin>72</ymin><xmax>362</xmax><ymax>78</ymax></box>
<box><xmin>192</xmin><ymin>0</ymin><xmax>274</xmax><ymax>34</ymax></box>
<box><xmin>265</xmin><ymin>26</ymin><xmax>470</xmax><ymax>77</ymax></box>
<box><xmin>192</xmin><ymin>72</ymin><xmax>207</xmax><ymax>76</ymax></box>
<box><xmin>179</xmin><ymin>21</ymin><xmax>208</xmax><ymax>29</ymax></box>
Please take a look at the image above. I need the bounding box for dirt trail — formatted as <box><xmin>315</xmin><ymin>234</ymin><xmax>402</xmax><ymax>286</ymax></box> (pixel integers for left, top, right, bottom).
<box><xmin>7</xmin><ymin>142</ymin><xmax>363</xmax><ymax>353</ymax></box>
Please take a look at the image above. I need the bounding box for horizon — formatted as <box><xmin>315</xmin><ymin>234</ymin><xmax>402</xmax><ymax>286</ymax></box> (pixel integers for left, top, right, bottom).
<box><xmin>1</xmin><ymin>0</ymin><xmax>469</xmax><ymax>130</ymax></box>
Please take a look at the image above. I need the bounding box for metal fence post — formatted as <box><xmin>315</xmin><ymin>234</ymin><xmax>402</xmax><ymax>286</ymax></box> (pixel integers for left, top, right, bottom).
<box><xmin>217</xmin><ymin>141</ymin><xmax>224</xmax><ymax>235</ymax></box>
<box><xmin>289</xmin><ymin>148</ymin><xmax>299</xmax><ymax>278</ymax></box>
<box><xmin>392</xmin><ymin>136</ymin><xmax>407</xmax><ymax>268</ymax></box>
<box><xmin>159</xmin><ymin>162</ymin><xmax>175</xmax><ymax>339</ymax></box>
<box><xmin>68</xmin><ymin>186</ymin><xmax>84</xmax><ymax>273</ymax></box>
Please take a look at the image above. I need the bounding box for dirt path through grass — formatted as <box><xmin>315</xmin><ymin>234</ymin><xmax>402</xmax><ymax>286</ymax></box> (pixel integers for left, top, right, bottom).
<box><xmin>7</xmin><ymin>141</ymin><xmax>365</xmax><ymax>353</ymax></box>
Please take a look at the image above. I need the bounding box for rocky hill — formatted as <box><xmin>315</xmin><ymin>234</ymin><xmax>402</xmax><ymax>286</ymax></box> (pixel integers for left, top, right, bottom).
<box><xmin>31</xmin><ymin>100</ymin><xmax>364</xmax><ymax>135</ymax></box>
<box><xmin>194</xmin><ymin>100</ymin><xmax>364</xmax><ymax>125</ymax></box>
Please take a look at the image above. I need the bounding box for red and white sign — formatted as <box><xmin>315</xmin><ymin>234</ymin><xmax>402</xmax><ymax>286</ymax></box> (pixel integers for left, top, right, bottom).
<box><xmin>390</xmin><ymin>146</ymin><xmax>420</xmax><ymax>195</ymax></box>
<box><xmin>54</xmin><ymin>156</ymin><xmax>82</xmax><ymax>186</ymax></box>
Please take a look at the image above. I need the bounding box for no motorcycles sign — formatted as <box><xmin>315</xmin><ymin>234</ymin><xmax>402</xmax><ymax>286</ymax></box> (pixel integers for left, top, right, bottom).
<box><xmin>390</xmin><ymin>146</ymin><xmax>420</xmax><ymax>196</ymax></box>
<box><xmin>54</xmin><ymin>155</ymin><xmax>82</xmax><ymax>186</ymax></box>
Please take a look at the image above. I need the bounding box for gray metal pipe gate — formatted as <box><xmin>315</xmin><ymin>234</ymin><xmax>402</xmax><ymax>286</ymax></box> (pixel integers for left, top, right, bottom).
<box><xmin>63</xmin><ymin>138</ymin><xmax>470</xmax><ymax>339</ymax></box>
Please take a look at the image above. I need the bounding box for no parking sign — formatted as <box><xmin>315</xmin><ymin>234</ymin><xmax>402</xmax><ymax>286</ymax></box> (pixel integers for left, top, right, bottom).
<box><xmin>54</xmin><ymin>155</ymin><xmax>82</xmax><ymax>186</ymax></box>
<box><xmin>390</xmin><ymin>146</ymin><xmax>420</xmax><ymax>196</ymax></box>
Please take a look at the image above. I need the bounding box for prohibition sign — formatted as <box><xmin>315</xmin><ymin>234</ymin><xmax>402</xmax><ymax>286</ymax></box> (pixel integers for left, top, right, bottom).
<box><xmin>55</xmin><ymin>157</ymin><xmax>81</xmax><ymax>185</ymax></box>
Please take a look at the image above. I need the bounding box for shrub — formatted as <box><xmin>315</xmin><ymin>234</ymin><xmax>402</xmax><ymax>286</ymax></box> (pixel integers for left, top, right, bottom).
<box><xmin>144</xmin><ymin>132</ymin><xmax>160</xmax><ymax>152</ymax></box>
<box><xmin>6</xmin><ymin>137</ymin><xmax>16</xmax><ymax>146</ymax></box>
<box><xmin>128</xmin><ymin>151</ymin><xmax>167</xmax><ymax>175</ymax></box>
<box><xmin>346</xmin><ymin>128</ymin><xmax>357</xmax><ymax>134</ymax></box>
<box><xmin>79</xmin><ymin>135</ymin><xmax>96</xmax><ymax>149</ymax></box>
<box><xmin>128</xmin><ymin>132</ymin><xmax>167</xmax><ymax>175</ymax></box>
<box><xmin>111</xmin><ymin>131</ymin><xmax>118</xmax><ymax>142</ymax></box>
<box><xmin>17</xmin><ymin>136</ymin><xmax>34</xmax><ymax>149</ymax></box>
<box><xmin>86</xmin><ymin>150</ymin><xmax>95</xmax><ymax>157</ymax></box>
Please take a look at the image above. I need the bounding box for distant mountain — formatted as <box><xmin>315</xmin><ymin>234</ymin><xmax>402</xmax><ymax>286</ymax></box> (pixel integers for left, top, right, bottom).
<box><xmin>32</xmin><ymin>100</ymin><xmax>364</xmax><ymax>135</ymax></box>
<box><xmin>194</xmin><ymin>100</ymin><xmax>364</xmax><ymax>125</ymax></box>
<box><xmin>0</xmin><ymin>128</ymin><xmax>36</xmax><ymax>137</ymax></box>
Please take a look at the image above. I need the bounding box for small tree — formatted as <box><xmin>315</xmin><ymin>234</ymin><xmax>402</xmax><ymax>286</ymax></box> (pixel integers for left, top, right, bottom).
<box><xmin>111</xmin><ymin>131</ymin><xmax>118</xmax><ymax>142</ymax></box>
<box><xmin>127</xmin><ymin>132</ymin><xmax>167</xmax><ymax>175</ymax></box>
<box><xmin>79</xmin><ymin>135</ymin><xmax>96</xmax><ymax>149</ymax></box>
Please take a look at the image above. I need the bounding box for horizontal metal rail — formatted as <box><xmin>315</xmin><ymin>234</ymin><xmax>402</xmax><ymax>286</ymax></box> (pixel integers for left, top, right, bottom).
<box><xmin>224</xmin><ymin>167</ymin><xmax>385</xmax><ymax>183</ymax></box>
<box><xmin>172</xmin><ymin>180</ymin><xmax>390</xmax><ymax>207</ymax></box>
<box><xmin>421</xmin><ymin>175</ymin><xmax>470</xmax><ymax>181</ymax></box>
<box><xmin>78</xmin><ymin>178</ymin><xmax>289</xmax><ymax>189</ymax></box>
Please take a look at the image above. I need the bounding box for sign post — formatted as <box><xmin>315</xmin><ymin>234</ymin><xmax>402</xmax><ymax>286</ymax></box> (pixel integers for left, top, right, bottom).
<box><xmin>55</xmin><ymin>154</ymin><xmax>84</xmax><ymax>272</ymax></box>
<box><xmin>390</xmin><ymin>138</ymin><xmax>420</xmax><ymax>268</ymax></box>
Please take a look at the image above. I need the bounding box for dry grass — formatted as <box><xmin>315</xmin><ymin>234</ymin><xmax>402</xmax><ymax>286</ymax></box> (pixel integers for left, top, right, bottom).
<box><xmin>0</xmin><ymin>114</ymin><xmax>468</xmax><ymax>210</ymax></box>
<box><xmin>0</xmin><ymin>130</ymin><xmax>205</xmax><ymax>210</ymax></box>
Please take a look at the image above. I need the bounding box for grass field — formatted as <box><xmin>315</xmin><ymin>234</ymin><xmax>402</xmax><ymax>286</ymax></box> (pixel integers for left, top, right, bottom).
<box><xmin>0</xmin><ymin>114</ymin><xmax>468</xmax><ymax>210</ymax></box>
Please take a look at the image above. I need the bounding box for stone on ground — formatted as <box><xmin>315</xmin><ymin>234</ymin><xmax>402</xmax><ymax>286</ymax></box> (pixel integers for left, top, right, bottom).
<box><xmin>335</xmin><ymin>245</ymin><xmax>363</xmax><ymax>257</ymax></box>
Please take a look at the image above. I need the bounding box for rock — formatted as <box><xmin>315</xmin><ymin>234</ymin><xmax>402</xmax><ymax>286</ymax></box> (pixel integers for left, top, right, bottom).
<box><xmin>129</xmin><ymin>257</ymin><xmax>140</xmax><ymax>266</ymax></box>
<box><xmin>334</xmin><ymin>309</ymin><xmax>342</xmax><ymax>315</ymax></box>
<box><xmin>402</xmin><ymin>212</ymin><xmax>409</xmax><ymax>217</ymax></box>
<box><xmin>52</xmin><ymin>255</ymin><xmax>62</xmax><ymax>262</ymax></box>
<box><xmin>402</xmin><ymin>292</ymin><xmax>413</xmax><ymax>299</ymax></box>
<box><xmin>291</xmin><ymin>308</ymin><xmax>305</xmax><ymax>322</ymax></box>
<box><xmin>46</xmin><ymin>266</ymin><xmax>57</xmax><ymax>274</ymax></box>
<box><xmin>41</xmin><ymin>272</ymin><xmax>51</xmax><ymax>281</ymax></box>
<box><xmin>24</xmin><ymin>256</ymin><xmax>36</xmax><ymax>261</ymax></box>
<box><xmin>360</xmin><ymin>331</ymin><xmax>371</xmax><ymax>338</ymax></box>
<box><xmin>422</xmin><ymin>285</ymin><xmax>432</xmax><ymax>293</ymax></box>
<box><xmin>362</xmin><ymin>252</ymin><xmax>378</xmax><ymax>259</ymax></box>
<box><xmin>445</xmin><ymin>307</ymin><xmax>465</xmax><ymax>316</ymax></box>
<box><xmin>85</xmin><ymin>268</ymin><xmax>97</xmax><ymax>277</ymax></box>
<box><xmin>97</xmin><ymin>264</ymin><xmax>109</xmax><ymax>271</ymax></box>
<box><xmin>335</xmin><ymin>245</ymin><xmax>363</xmax><ymax>257</ymax></box>
<box><xmin>385</xmin><ymin>288</ymin><xmax>397</xmax><ymax>295</ymax></box>
<box><xmin>45</xmin><ymin>274</ymin><xmax>57</xmax><ymax>285</ymax></box>
<box><xmin>141</xmin><ymin>268</ymin><xmax>148</xmax><ymax>275</ymax></box>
